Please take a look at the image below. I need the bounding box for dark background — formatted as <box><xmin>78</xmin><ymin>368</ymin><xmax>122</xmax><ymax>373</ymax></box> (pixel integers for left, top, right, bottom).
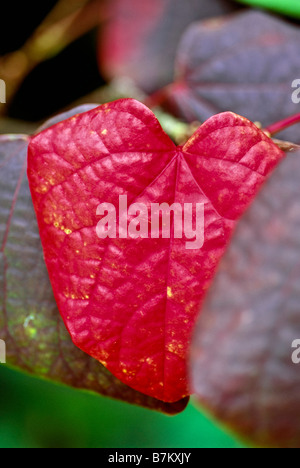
<box><xmin>0</xmin><ymin>1</ymin><xmax>103</xmax><ymax>121</ymax></box>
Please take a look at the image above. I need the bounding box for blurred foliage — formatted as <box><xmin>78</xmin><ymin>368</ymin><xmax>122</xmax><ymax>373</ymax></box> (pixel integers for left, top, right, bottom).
<box><xmin>235</xmin><ymin>0</ymin><xmax>300</xmax><ymax>18</ymax></box>
<box><xmin>0</xmin><ymin>0</ymin><xmax>299</xmax><ymax>449</ymax></box>
<box><xmin>0</xmin><ymin>367</ymin><xmax>245</xmax><ymax>448</ymax></box>
<box><xmin>0</xmin><ymin>1</ymin><xmax>248</xmax><ymax>448</ymax></box>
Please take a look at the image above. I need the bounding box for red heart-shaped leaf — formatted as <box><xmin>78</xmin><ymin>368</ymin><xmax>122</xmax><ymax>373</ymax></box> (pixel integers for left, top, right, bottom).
<box><xmin>27</xmin><ymin>99</ymin><xmax>284</xmax><ymax>402</ymax></box>
<box><xmin>0</xmin><ymin>107</ymin><xmax>188</xmax><ymax>414</ymax></box>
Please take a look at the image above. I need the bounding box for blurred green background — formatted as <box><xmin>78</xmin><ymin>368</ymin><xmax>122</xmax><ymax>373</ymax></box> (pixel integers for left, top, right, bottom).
<box><xmin>0</xmin><ymin>366</ymin><xmax>245</xmax><ymax>448</ymax></box>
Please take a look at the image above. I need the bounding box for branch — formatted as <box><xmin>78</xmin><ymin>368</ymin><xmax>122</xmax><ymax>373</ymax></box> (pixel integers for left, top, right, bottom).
<box><xmin>0</xmin><ymin>0</ymin><xmax>107</xmax><ymax>116</ymax></box>
<box><xmin>272</xmin><ymin>139</ymin><xmax>300</xmax><ymax>153</ymax></box>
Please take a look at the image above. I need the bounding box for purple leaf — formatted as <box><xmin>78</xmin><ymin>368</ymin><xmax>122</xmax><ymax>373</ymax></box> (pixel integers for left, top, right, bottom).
<box><xmin>99</xmin><ymin>0</ymin><xmax>241</xmax><ymax>92</ymax></box>
<box><xmin>190</xmin><ymin>150</ymin><xmax>300</xmax><ymax>447</ymax></box>
<box><xmin>166</xmin><ymin>10</ymin><xmax>300</xmax><ymax>143</ymax></box>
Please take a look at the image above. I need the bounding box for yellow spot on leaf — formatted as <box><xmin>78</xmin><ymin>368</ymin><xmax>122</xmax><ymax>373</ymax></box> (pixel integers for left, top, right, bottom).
<box><xmin>167</xmin><ymin>343</ymin><xmax>177</xmax><ymax>353</ymax></box>
<box><xmin>48</xmin><ymin>177</ymin><xmax>56</xmax><ymax>186</ymax></box>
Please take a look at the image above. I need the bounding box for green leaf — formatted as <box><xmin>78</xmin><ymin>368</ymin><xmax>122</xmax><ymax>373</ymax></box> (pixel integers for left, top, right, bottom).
<box><xmin>235</xmin><ymin>0</ymin><xmax>300</xmax><ymax>18</ymax></box>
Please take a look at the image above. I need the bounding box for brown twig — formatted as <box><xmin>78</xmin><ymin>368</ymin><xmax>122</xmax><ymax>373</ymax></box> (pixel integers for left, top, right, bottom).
<box><xmin>0</xmin><ymin>0</ymin><xmax>107</xmax><ymax>116</ymax></box>
<box><xmin>272</xmin><ymin>139</ymin><xmax>300</xmax><ymax>153</ymax></box>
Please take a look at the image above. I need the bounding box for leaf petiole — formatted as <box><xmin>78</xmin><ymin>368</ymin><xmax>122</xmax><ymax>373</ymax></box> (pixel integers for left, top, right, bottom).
<box><xmin>265</xmin><ymin>113</ymin><xmax>300</xmax><ymax>137</ymax></box>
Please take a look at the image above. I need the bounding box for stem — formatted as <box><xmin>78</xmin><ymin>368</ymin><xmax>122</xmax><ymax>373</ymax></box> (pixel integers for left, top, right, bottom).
<box><xmin>265</xmin><ymin>112</ymin><xmax>300</xmax><ymax>136</ymax></box>
<box><xmin>38</xmin><ymin>0</ymin><xmax>92</xmax><ymax>28</ymax></box>
<box><xmin>143</xmin><ymin>85</ymin><xmax>173</xmax><ymax>109</ymax></box>
<box><xmin>272</xmin><ymin>138</ymin><xmax>300</xmax><ymax>153</ymax></box>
